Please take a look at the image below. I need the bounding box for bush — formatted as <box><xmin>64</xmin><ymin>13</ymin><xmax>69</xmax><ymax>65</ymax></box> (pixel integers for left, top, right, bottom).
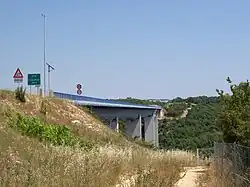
<box><xmin>15</xmin><ymin>86</ymin><xmax>26</xmax><ymax>103</ymax></box>
<box><xmin>8</xmin><ymin>113</ymin><xmax>94</xmax><ymax>151</ymax></box>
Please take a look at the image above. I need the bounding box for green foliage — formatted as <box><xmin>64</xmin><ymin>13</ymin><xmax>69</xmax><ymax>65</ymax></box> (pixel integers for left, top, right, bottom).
<box><xmin>217</xmin><ymin>78</ymin><xmax>250</xmax><ymax>145</ymax></box>
<box><xmin>15</xmin><ymin>86</ymin><xmax>26</xmax><ymax>103</ymax></box>
<box><xmin>114</xmin><ymin>97</ymin><xmax>165</xmax><ymax>107</ymax></box>
<box><xmin>166</xmin><ymin>103</ymin><xmax>188</xmax><ymax>117</ymax></box>
<box><xmin>9</xmin><ymin>113</ymin><xmax>94</xmax><ymax>150</ymax></box>
<box><xmin>114</xmin><ymin>95</ymin><xmax>222</xmax><ymax>151</ymax></box>
<box><xmin>170</xmin><ymin>97</ymin><xmax>183</xmax><ymax>103</ymax></box>
<box><xmin>171</xmin><ymin>96</ymin><xmax>219</xmax><ymax>104</ymax></box>
<box><xmin>159</xmin><ymin>97</ymin><xmax>222</xmax><ymax>151</ymax></box>
<box><xmin>118</xmin><ymin>119</ymin><xmax>126</xmax><ymax>134</ymax></box>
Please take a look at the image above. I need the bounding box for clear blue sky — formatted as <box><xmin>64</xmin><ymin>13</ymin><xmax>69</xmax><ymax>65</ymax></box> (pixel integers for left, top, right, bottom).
<box><xmin>1</xmin><ymin>0</ymin><xmax>250</xmax><ymax>99</ymax></box>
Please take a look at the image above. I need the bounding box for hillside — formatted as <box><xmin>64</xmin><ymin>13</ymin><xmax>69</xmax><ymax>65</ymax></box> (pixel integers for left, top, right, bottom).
<box><xmin>0</xmin><ymin>89</ymin><xmax>196</xmax><ymax>187</ymax></box>
<box><xmin>159</xmin><ymin>102</ymin><xmax>222</xmax><ymax>151</ymax></box>
<box><xmin>118</xmin><ymin>96</ymin><xmax>223</xmax><ymax>151</ymax></box>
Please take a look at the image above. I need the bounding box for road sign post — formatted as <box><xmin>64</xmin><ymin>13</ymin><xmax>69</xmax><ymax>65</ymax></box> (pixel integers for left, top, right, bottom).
<box><xmin>77</xmin><ymin>89</ymin><xmax>82</xmax><ymax>95</ymax></box>
<box><xmin>13</xmin><ymin>68</ymin><xmax>24</xmax><ymax>84</ymax></box>
<box><xmin>28</xmin><ymin>74</ymin><xmax>41</xmax><ymax>95</ymax></box>
<box><xmin>28</xmin><ymin>74</ymin><xmax>41</xmax><ymax>86</ymax></box>
<box><xmin>76</xmin><ymin>84</ymin><xmax>82</xmax><ymax>95</ymax></box>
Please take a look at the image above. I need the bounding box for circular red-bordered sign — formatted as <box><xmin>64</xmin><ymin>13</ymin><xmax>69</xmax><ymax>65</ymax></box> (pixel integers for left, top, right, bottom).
<box><xmin>76</xmin><ymin>84</ymin><xmax>82</xmax><ymax>90</ymax></box>
<box><xmin>77</xmin><ymin>89</ymin><xmax>82</xmax><ymax>95</ymax></box>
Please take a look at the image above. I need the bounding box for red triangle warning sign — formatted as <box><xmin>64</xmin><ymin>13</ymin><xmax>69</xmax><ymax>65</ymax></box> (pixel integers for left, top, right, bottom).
<box><xmin>13</xmin><ymin>68</ymin><xmax>23</xmax><ymax>79</ymax></box>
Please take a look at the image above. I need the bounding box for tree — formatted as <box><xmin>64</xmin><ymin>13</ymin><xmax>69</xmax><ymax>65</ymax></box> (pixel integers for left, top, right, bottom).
<box><xmin>217</xmin><ymin>78</ymin><xmax>250</xmax><ymax>145</ymax></box>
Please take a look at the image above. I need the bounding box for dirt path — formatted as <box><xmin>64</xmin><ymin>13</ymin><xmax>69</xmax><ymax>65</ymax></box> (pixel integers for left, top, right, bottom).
<box><xmin>175</xmin><ymin>166</ymin><xmax>207</xmax><ymax>187</ymax></box>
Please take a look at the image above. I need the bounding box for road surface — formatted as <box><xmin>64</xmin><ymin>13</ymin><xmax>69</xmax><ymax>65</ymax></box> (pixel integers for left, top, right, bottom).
<box><xmin>175</xmin><ymin>166</ymin><xmax>207</xmax><ymax>187</ymax></box>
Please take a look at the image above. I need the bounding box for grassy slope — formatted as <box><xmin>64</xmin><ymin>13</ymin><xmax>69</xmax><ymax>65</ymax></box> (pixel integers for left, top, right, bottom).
<box><xmin>0</xmin><ymin>90</ymin><xmax>196</xmax><ymax>186</ymax></box>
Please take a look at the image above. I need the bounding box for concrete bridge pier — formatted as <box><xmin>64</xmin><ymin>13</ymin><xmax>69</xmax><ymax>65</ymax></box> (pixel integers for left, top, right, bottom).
<box><xmin>125</xmin><ymin>115</ymin><xmax>142</xmax><ymax>140</ymax></box>
<box><xmin>109</xmin><ymin>117</ymin><xmax>119</xmax><ymax>132</ymax></box>
<box><xmin>143</xmin><ymin>112</ymin><xmax>159</xmax><ymax>147</ymax></box>
<box><xmin>85</xmin><ymin>107</ymin><xmax>159</xmax><ymax>147</ymax></box>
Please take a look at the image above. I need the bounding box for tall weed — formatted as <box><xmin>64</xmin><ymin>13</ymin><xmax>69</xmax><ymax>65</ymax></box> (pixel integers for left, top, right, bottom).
<box><xmin>15</xmin><ymin>86</ymin><xmax>26</xmax><ymax>103</ymax></box>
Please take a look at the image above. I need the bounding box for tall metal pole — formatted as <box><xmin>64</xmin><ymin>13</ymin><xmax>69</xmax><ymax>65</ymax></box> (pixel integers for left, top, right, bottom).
<box><xmin>41</xmin><ymin>13</ymin><xmax>46</xmax><ymax>97</ymax></box>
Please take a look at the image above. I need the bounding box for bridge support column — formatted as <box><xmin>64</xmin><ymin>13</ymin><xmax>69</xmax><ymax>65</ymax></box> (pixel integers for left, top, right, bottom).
<box><xmin>125</xmin><ymin>115</ymin><xmax>142</xmax><ymax>140</ymax></box>
<box><xmin>144</xmin><ymin>112</ymin><xmax>159</xmax><ymax>147</ymax></box>
<box><xmin>109</xmin><ymin>117</ymin><xmax>119</xmax><ymax>132</ymax></box>
<box><xmin>154</xmin><ymin>115</ymin><xmax>159</xmax><ymax>147</ymax></box>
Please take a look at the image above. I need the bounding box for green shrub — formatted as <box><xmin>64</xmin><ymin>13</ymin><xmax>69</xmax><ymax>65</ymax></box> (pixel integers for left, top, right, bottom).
<box><xmin>15</xmin><ymin>86</ymin><xmax>26</xmax><ymax>102</ymax></box>
<box><xmin>9</xmin><ymin>113</ymin><xmax>94</xmax><ymax>151</ymax></box>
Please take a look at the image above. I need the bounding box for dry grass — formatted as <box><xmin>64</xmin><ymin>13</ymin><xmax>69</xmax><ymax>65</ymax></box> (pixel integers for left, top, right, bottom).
<box><xmin>196</xmin><ymin>162</ymin><xmax>234</xmax><ymax>187</ymax></box>
<box><xmin>0</xmin><ymin>124</ymin><xmax>194</xmax><ymax>187</ymax></box>
<box><xmin>196</xmin><ymin>160</ymin><xmax>250</xmax><ymax>187</ymax></box>
<box><xmin>0</xmin><ymin>90</ymin><xmax>197</xmax><ymax>186</ymax></box>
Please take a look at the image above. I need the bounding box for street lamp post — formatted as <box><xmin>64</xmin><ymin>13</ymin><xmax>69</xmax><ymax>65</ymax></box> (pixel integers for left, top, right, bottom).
<box><xmin>46</xmin><ymin>63</ymin><xmax>55</xmax><ymax>96</ymax></box>
<box><xmin>41</xmin><ymin>13</ymin><xmax>46</xmax><ymax>97</ymax></box>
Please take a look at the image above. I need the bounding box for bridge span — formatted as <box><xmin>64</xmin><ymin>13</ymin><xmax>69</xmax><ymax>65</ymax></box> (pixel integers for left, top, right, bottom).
<box><xmin>53</xmin><ymin>92</ymin><xmax>162</xmax><ymax>147</ymax></box>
